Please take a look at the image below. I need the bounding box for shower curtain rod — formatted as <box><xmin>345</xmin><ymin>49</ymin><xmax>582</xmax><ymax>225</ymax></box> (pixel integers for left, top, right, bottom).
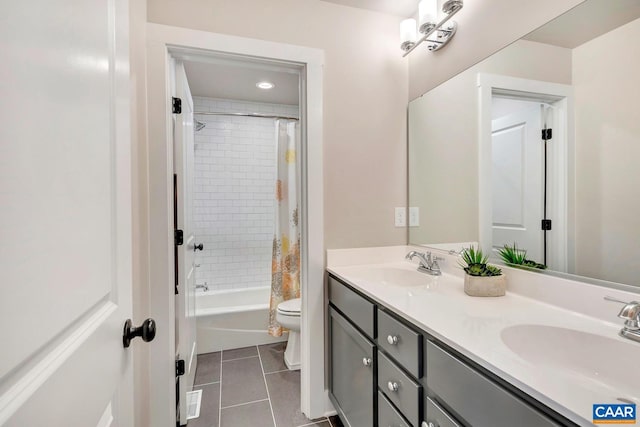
<box><xmin>193</xmin><ymin>111</ymin><xmax>299</xmax><ymax>121</ymax></box>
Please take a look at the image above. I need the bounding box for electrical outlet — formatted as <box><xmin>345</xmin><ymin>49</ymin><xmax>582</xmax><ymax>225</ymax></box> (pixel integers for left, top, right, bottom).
<box><xmin>395</xmin><ymin>207</ymin><xmax>406</xmax><ymax>227</ymax></box>
<box><xmin>409</xmin><ymin>207</ymin><xmax>420</xmax><ymax>227</ymax></box>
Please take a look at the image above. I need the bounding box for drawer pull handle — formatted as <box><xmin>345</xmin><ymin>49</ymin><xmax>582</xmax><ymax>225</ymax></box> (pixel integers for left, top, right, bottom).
<box><xmin>387</xmin><ymin>381</ymin><xmax>399</xmax><ymax>392</ymax></box>
<box><xmin>362</xmin><ymin>357</ymin><xmax>372</xmax><ymax>367</ymax></box>
<box><xmin>387</xmin><ymin>335</ymin><xmax>399</xmax><ymax>345</ymax></box>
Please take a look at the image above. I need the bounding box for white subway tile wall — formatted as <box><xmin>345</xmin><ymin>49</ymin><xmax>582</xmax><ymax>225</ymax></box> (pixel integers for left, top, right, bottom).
<box><xmin>193</xmin><ymin>97</ymin><xmax>299</xmax><ymax>291</ymax></box>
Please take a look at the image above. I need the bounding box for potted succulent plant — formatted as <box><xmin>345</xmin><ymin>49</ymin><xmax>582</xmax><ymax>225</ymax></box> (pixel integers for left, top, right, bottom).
<box><xmin>459</xmin><ymin>246</ymin><xmax>506</xmax><ymax>297</ymax></box>
<box><xmin>498</xmin><ymin>243</ymin><xmax>547</xmax><ymax>270</ymax></box>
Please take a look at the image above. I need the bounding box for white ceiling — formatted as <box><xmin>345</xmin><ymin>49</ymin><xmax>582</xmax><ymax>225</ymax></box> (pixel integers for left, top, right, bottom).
<box><xmin>320</xmin><ymin>0</ymin><xmax>417</xmax><ymax>17</ymax></box>
<box><xmin>524</xmin><ymin>0</ymin><xmax>640</xmax><ymax>48</ymax></box>
<box><xmin>184</xmin><ymin>61</ymin><xmax>299</xmax><ymax>106</ymax></box>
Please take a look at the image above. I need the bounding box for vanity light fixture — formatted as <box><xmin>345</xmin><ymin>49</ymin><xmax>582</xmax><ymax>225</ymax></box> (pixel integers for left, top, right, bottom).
<box><xmin>400</xmin><ymin>0</ymin><xmax>463</xmax><ymax>57</ymax></box>
<box><xmin>256</xmin><ymin>81</ymin><xmax>275</xmax><ymax>90</ymax></box>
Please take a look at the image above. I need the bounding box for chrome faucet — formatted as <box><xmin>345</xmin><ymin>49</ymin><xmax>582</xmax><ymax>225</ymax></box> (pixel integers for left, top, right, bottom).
<box><xmin>196</xmin><ymin>282</ymin><xmax>209</xmax><ymax>292</ymax></box>
<box><xmin>605</xmin><ymin>296</ymin><xmax>640</xmax><ymax>343</ymax></box>
<box><xmin>405</xmin><ymin>251</ymin><xmax>443</xmax><ymax>276</ymax></box>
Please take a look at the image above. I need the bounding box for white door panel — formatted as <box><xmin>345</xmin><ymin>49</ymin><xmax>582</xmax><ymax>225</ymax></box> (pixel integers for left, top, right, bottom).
<box><xmin>492</xmin><ymin>106</ymin><xmax>543</xmax><ymax>261</ymax></box>
<box><xmin>173</xmin><ymin>61</ymin><xmax>197</xmax><ymax>425</ymax></box>
<box><xmin>492</xmin><ymin>125</ymin><xmax>525</xmax><ymax>227</ymax></box>
<box><xmin>0</xmin><ymin>0</ymin><xmax>134</xmax><ymax>425</ymax></box>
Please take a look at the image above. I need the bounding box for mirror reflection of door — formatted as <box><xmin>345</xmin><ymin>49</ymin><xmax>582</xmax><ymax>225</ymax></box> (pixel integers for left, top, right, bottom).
<box><xmin>491</xmin><ymin>98</ymin><xmax>550</xmax><ymax>265</ymax></box>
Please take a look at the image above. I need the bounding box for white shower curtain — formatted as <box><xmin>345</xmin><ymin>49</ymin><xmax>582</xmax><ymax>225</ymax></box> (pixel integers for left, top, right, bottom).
<box><xmin>268</xmin><ymin>120</ymin><xmax>301</xmax><ymax>337</ymax></box>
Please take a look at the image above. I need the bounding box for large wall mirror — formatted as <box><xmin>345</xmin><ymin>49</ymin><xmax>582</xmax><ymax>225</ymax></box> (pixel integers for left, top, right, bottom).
<box><xmin>408</xmin><ymin>0</ymin><xmax>640</xmax><ymax>290</ymax></box>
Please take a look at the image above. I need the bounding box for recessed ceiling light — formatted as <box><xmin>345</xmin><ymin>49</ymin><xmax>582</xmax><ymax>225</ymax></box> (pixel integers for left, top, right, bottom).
<box><xmin>256</xmin><ymin>81</ymin><xmax>275</xmax><ymax>90</ymax></box>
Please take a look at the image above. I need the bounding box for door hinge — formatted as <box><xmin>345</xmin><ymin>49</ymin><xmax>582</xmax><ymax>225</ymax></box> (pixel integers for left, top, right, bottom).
<box><xmin>176</xmin><ymin>359</ymin><xmax>185</xmax><ymax>377</ymax></box>
<box><xmin>542</xmin><ymin>128</ymin><xmax>552</xmax><ymax>141</ymax></box>
<box><xmin>172</xmin><ymin>97</ymin><xmax>182</xmax><ymax>114</ymax></box>
<box><xmin>174</xmin><ymin>229</ymin><xmax>184</xmax><ymax>246</ymax></box>
<box><xmin>541</xmin><ymin>219</ymin><xmax>552</xmax><ymax>230</ymax></box>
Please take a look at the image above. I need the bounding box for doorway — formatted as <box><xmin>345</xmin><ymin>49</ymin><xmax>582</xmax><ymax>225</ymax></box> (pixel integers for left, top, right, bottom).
<box><xmin>490</xmin><ymin>97</ymin><xmax>553</xmax><ymax>265</ymax></box>
<box><xmin>175</xmin><ymin>53</ymin><xmax>303</xmax><ymax>425</ymax></box>
<box><xmin>478</xmin><ymin>73</ymin><xmax>573</xmax><ymax>272</ymax></box>
<box><xmin>146</xmin><ymin>24</ymin><xmax>325</xmax><ymax>427</ymax></box>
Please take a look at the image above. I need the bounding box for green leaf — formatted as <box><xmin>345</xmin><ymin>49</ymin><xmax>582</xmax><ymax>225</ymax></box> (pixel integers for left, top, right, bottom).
<box><xmin>498</xmin><ymin>242</ymin><xmax>526</xmax><ymax>265</ymax></box>
<box><xmin>459</xmin><ymin>245</ymin><xmax>488</xmax><ymax>267</ymax></box>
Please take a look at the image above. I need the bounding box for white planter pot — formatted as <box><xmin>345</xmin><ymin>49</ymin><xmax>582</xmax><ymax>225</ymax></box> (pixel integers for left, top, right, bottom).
<box><xmin>464</xmin><ymin>274</ymin><xmax>506</xmax><ymax>297</ymax></box>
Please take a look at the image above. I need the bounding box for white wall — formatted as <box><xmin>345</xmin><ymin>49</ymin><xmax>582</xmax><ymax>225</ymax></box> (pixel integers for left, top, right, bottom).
<box><xmin>408</xmin><ymin>0</ymin><xmax>584</xmax><ymax>99</ymax></box>
<box><xmin>573</xmin><ymin>17</ymin><xmax>640</xmax><ymax>285</ymax></box>
<box><xmin>192</xmin><ymin>97</ymin><xmax>298</xmax><ymax>291</ymax></box>
<box><xmin>409</xmin><ymin>40</ymin><xmax>572</xmax><ymax>244</ymax></box>
<box><xmin>147</xmin><ymin>0</ymin><xmax>408</xmax><ymax>249</ymax></box>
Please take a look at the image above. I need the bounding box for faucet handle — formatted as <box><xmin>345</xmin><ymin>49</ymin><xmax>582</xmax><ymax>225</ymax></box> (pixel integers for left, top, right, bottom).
<box><xmin>605</xmin><ymin>296</ymin><xmax>640</xmax><ymax>329</ymax></box>
<box><xmin>405</xmin><ymin>250</ymin><xmax>420</xmax><ymax>260</ymax></box>
<box><xmin>619</xmin><ymin>303</ymin><xmax>640</xmax><ymax>329</ymax></box>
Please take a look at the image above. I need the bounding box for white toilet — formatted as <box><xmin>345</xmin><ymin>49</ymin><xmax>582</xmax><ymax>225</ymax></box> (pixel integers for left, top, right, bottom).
<box><xmin>276</xmin><ymin>297</ymin><xmax>301</xmax><ymax>370</ymax></box>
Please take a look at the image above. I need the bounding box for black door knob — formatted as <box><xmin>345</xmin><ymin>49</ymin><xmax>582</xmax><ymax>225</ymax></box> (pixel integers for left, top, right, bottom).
<box><xmin>123</xmin><ymin>318</ymin><xmax>156</xmax><ymax>348</ymax></box>
<box><xmin>194</xmin><ymin>243</ymin><xmax>204</xmax><ymax>252</ymax></box>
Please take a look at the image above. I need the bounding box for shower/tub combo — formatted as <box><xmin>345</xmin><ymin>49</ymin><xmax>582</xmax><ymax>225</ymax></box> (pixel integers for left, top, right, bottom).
<box><xmin>195</xmin><ymin>286</ymin><xmax>286</xmax><ymax>353</ymax></box>
<box><xmin>191</xmin><ymin>96</ymin><xmax>300</xmax><ymax>354</ymax></box>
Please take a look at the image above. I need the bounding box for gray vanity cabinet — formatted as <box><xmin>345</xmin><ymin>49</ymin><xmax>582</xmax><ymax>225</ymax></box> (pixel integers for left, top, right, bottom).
<box><xmin>327</xmin><ymin>274</ymin><xmax>574</xmax><ymax>427</ymax></box>
<box><xmin>329</xmin><ymin>307</ymin><xmax>376</xmax><ymax>427</ymax></box>
<box><xmin>425</xmin><ymin>341</ymin><xmax>562</xmax><ymax>427</ymax></box>
<box><xmin>329</xmin><ymin>275</ymin><xmax>377</xmax><ymax>427</ymax></box>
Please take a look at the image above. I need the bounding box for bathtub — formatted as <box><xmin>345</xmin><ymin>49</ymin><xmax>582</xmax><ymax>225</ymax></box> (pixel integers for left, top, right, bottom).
<box><xmin>196</xmin><ymin>286</ymin><xmax>287</xmax><ymax>354</ymax></box>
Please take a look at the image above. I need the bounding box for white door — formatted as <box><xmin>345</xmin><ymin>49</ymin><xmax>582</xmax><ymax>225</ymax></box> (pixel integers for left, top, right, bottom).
<box><xmin>173</xmin><ymin>61</ymin><xmax>198</xmax><ymax>425</ymax></box>
<box><xmin>491</xmin><ymin>105</ymin><xmax>544</xmax><ymax>261</ymax></box>
<box><xmin>0</xmin><ymin>0</ymin><xmax>135</xmax><ymax>426</ymax></box>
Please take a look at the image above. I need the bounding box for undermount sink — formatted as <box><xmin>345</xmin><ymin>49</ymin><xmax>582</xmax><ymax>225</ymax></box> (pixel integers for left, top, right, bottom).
<box><xmin>343</xmin><ymin>264</ymin><xmax>434</xmax><ymax>287</ymax></box>
<box><xmin>501</xmin><ymin>324</ymin><xmax>640</xmax><ymax>392</ymax></box>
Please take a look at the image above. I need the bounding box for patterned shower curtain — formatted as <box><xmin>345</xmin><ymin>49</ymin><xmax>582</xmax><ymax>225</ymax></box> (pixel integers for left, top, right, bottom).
<box><xmin>268</xmin><ymin>120</ymin><xmax>301</xmax><ymax>337</ymax></box>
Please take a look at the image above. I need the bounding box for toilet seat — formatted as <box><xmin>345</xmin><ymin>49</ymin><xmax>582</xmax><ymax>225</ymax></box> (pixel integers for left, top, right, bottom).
<box><xmin>277</xmin><ymin>297</ymin><xmax>301</xmax><ymax>316</ymax></box>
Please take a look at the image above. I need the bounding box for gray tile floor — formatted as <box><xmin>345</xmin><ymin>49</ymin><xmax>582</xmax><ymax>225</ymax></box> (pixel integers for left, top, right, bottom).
<box><xmin>189</xmin><ymin>342</ymin><xmax>344</xmax><ymax>427</ymax></box>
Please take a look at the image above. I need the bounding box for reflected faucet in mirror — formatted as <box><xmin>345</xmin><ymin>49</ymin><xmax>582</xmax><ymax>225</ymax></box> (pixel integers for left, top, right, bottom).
<box><xmin>406</xmin><ymin>251</ymin><xmax>443</xmax><ymax>276</ymax></box>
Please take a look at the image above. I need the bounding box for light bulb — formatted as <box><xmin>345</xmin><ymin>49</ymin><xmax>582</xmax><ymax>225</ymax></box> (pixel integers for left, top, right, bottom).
<box><xmin>256</xmin><ymin>81</ymin><xmax>275</xmax><ymax>90</ymax></box>
<box><xmin>419</xmin><ymin>0</ymin><xmax>438</xmax><ymax>33</ymax></box>
<box><xmin>400</xmin><ymin>18</ymin><xmax>417</xmax><ymax>51</ymax></box>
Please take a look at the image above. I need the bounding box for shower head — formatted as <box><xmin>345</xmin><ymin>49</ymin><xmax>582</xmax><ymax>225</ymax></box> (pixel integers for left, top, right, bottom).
<box><xmin>195</xmin><ymin>120</ymin><xmax>206</xmax><ymax>131</ymax></box>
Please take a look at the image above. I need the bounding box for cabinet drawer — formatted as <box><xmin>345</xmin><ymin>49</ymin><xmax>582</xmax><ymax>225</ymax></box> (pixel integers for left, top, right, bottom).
<box><xmin>377</xmin><ymin>309</ymin><xmax>422</xmax><ymax>378</ymax></box>
<box><xmin>426</xmin><ymin>341</ymin><xmax>560</xmax><ymax>427</ymax></box>
<box><xmin>425</xmin><ymin>397</ymin><xmax>460</xmax><ymax>427</ymax></box>
<box><xmin>378</xmin><ymin>391</ymin><xmax>411</xmax><ymax>427</ymax></box>
<box><xmin>329</xmin><ymin>275</ymin><xmax>376</xmax><ymax>338</ymax></box>
<box><xmin>378</xmin><ymin>351</ymin><xmax>422</xmax><ymax>427</ymax></box>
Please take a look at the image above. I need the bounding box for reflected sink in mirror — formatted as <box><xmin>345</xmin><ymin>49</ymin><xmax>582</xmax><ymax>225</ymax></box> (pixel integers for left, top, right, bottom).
<box><xmin>501</xmin><ymin>324</ymin><xmax>640</xmax><ymax>393</ymax></box>
<box><xmin>341</xmin><ymin>264</ymin><xmax>435</xmax><ymax>288</ymax></box>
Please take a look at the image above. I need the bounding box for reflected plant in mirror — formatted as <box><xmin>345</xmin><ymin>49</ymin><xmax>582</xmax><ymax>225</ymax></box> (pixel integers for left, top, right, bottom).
<box><xmin>408</xmin><ymin>0</ymin><xmax>640</xmax><ymax>290</ymax></box>
<box><xmin>498</xmin><ymin>243</ymin><xmax>547</xmax><ymax>270</ymax></box>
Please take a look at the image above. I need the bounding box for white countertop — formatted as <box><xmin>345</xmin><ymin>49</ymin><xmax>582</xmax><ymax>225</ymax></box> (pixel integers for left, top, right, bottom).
<box><xmin>327</xmin><ymin>247</ymin><xmax>640</xmax><ymax>427</ymax></box>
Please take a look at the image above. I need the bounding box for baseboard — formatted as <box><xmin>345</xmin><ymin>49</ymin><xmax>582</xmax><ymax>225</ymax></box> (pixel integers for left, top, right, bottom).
<box><xmin>324</xmin><ymin>390</ymin><xmax>337</xmax><ymax>417</ymax></box>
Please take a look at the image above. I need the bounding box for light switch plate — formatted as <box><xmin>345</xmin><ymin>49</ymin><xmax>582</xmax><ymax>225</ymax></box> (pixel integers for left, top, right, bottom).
<box><xmin>409</xmin><ymin>207</ymin><xmax>420</xmax><ymax>227</ymax></box>
<box><xmin>394</xmin><ymin>207</ymin><xmax>406</xmax><ymax>227</ymax></box>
